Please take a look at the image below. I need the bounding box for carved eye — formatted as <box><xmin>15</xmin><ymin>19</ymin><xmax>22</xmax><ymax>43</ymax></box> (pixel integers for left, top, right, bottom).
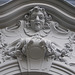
<box><xmin>39</xmin><ymin>15</ymin><xmax>44</xmax><ymax>20</ymax></box>
<box><xmin>31</xmin><ymin>16</ymin><xmax>36</xmax><ymax>20</ymax></box>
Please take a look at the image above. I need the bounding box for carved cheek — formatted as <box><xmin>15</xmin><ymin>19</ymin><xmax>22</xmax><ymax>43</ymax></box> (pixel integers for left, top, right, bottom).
<box><xmin>30</xmin><ymin>20</ymin><xmax>35</xmax><ymax>26</ymax></box>
<box><xmin>41</xmin><ymin>19</ymin><xmax>45</xmax><ymax>24</ymax></box>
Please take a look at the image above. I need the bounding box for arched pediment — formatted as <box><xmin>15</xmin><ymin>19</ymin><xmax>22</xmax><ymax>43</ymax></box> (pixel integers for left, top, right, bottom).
<box><xmin>0</xmin><ymin>0</ymin><xmax>75</xmax><ymax>75</ymax></box>
<box><xmin>0</xmin><ymin>0</ymin><xmax>75</xmax><ymax>30</ymax></box>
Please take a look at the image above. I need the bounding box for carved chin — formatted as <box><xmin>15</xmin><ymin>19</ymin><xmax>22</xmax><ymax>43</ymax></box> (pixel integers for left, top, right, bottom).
<box><xmin>34</xmin><ymin>25</ymin><xmax>42</xmax><ymax>31</ymax></box>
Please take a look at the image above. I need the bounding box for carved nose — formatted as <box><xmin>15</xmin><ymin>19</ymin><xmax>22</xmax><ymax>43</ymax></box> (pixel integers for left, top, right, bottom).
<box><xmin>36</xmin><ymin>16</ymin><xmax>39</xmax><ymax>20</ymax></box>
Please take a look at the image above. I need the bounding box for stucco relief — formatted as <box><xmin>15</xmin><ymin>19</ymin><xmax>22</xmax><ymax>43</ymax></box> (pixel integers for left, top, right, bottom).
<box><xmin>23</xmin><ymin>6</ymin><xmax>51</xmax><ymax>37</ymax></box>
<box><xmin>1</xmin><ymin>6</ymin><xmax>70</xmax><ymax>38</ymax></box>
<box><xmin>1</xmin><ymin>36</ymin><xmax>72</xmax><ymax>72</ymax></box>
<box><xmin>3</xmin><ymin>36</ymin><xmax>54</xmax><ymax>59</ymax></box>
<box><xmin>0</xmin><ymin>6</ymin><xmax>75</xmax><ymax>72</ymax></box>
<box><xmin>2</xmin><ymin>36</ymin><xmax>74</xmax><ymax>65</ymax></box>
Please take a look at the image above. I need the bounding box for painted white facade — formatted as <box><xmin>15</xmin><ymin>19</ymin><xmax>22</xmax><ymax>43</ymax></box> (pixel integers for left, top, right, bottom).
<box><xmin>0</xmin><ymin>0</ymin><xmax>75</xmax><ymax>75</ymax></box>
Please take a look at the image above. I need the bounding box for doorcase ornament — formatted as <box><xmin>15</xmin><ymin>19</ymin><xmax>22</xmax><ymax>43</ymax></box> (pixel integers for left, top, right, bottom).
<box><xmin>0</xmin><ymin>6</ymin><xmax>75</xmax><ymax>73</ymax></box>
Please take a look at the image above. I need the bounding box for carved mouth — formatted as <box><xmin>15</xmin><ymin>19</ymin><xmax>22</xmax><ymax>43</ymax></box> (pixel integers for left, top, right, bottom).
<box><xmin>35</xmin><ymin>22</ymin><xmax>41</xmax><ymax>26</ymax></box>
<box><xmin>33</xmin><ymin>22</ymin><xmax>42</xmax><ymax>31</ymax></box>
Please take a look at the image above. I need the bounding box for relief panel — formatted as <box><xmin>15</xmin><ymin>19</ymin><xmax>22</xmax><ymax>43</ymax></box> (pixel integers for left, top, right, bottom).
<box><xmin>0</xmin><ymin>6</ymin><xmax>75</xmax><ymax>74</ymax></box>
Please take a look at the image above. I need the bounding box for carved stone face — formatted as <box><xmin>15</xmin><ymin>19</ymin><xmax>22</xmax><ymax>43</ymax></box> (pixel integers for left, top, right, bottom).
<box><xmin>30</xmin><ymin>10</ymin><xmax>45</xmax><ymax>31</ymax></box>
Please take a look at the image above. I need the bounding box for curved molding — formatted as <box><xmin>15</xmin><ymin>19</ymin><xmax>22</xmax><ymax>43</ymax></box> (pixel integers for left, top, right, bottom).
<box><xmin>0</xmin><ymin>1</ymin><xmax>75</xmax><ymax>75</ymax></box>
<box><xmin>0</xmin><ymin>0</ymin><xmax>12</xmax><ymax>6</ymax></box>
<box><xmin>0</xmin><ymin>0</ymin><xmax>75</xmax><ymax>30</ymax></box>
<box><xmin>0</xmin><ymin>60</ymin><xmax>75</xmax><ymax>75</ymax></box>
<box><xmin>0</xmin><ymin>60</ymin><xmax>20</xmax><ymax>75</ymax></box>
<box><xmin>52</xmin><ymin>61</ymin><xmax>75</xmax><ymax>75</ymax></box>
<box><xmin>0</xmin><ymin>0</ymin><xmax>75</xmax><ymax>15</ymax></box>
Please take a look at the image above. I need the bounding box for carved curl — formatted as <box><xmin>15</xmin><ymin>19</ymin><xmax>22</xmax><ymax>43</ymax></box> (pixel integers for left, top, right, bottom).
<box><xmin>24</xmin><ymin>6</ymin><xmax>52</xmax><ymax>29</ymax></box>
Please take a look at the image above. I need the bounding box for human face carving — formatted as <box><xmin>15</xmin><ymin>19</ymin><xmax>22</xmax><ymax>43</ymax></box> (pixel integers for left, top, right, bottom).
<box><xmin>30</xmin><ymin>11</ymin><xmax>45</xmax><ymax>31</ymax></box>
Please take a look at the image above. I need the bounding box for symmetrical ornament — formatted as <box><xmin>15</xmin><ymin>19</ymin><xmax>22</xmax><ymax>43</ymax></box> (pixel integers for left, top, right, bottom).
<box><xmin>1</xmin><ymin>6</ymin><xmax>67</xmax><ymax>37</ymax></box>
<box><xmin>0</xmin><ymin>6</ymin><xmax>75</xmax><ymax>74</ymax></box>
<box><xmin>23</xmin><ymin>6</ymin><xmax>52</xmax><ymax>37</ymax></box>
